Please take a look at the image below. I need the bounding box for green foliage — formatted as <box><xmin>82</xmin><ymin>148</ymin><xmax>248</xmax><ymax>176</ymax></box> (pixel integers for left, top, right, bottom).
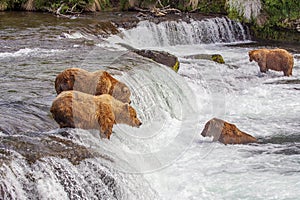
<box><xmin>33</xmin><ymin>0</ymin><xmax>94</xmax><ymax>12</ymax></box>
<box><xmin>252</xmin><ymin>0</ymin><xmax>300</xmax><ymax>41</ymax></box>
<box><xmin>262</xmin><ymin>0</ymin><xmax>300</xmax><ymax>26</ymax></box>
<box><xmin>252</xmin><ymin>25</ymin><xmax>299</xmax><ymax>42</ymax></box>
<box><xmin>1</xmin><ymin>0</ymin><xmax>27</xmax><ymax>10</ymax></box>
<box><xmin>99</xmin><ymin>0</ymin><xmax>111</xmax><ymax>10</ymax></box>
<box><xmin>198</xmin><ymin>0</ymin><xmax>226</xmax><ymax>14</ymax></box>
<box><xmin>119</xmin><ymin>0</ymin><xmax>129</xmax><ymax>10</ymax></box>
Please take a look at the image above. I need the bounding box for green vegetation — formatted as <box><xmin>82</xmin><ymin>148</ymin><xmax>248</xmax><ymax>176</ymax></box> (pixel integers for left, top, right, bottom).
<box><xmin>0</xmin><ymin>0</ymin><xmax>110</xmax><ymax>12</ymax></box>
<box><xmin>252</xmin><ymin>0</ymin><xmax>300</xmax><ymax>41</ymax></box>
<box><xmin>197</xmin><ymin>0</ymin><xmax>226</xmax><ymax>14</ymax></box>
<box><xmin>0</xmin><ymin>0</ymin><xmax>26</xmax><ymax>10</ymax></box>
<box><xmin>35</xmin><ymin>0</ymin><xmax>93</xmax><ymax>12</ymax></box>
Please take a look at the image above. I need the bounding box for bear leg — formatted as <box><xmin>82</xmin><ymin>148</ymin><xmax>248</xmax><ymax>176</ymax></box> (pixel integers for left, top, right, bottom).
<box><xmin>284</xmin><ymin>67</ymin><xmax>292</xmax><ymax>76</ymax></box>
<box><xmin>258</xmin><ymin>61</ymin><xmax>267</xmax><ymax>73</ymax></box>
<box><xmin>97</xmin><ymin>103</ymin><xmax>115</xmax><ymax>139</ymax></box>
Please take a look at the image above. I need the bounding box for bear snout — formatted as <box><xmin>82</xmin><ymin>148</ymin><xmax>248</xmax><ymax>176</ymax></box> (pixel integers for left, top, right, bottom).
<box><xmin>134</xmin><ymin>120</ymin><xmax>142</xmax><ymax>127</ymax></box>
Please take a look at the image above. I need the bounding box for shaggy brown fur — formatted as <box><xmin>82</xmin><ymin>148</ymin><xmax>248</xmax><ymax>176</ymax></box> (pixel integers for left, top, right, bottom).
<box><xmin>55</xmin><ymin>68</ymin><xmax>131</xmax><ymax>103</ymax></box>
<box><xmin>50</xmin><ymin>91</ymin><xmax>142</xmax><ymax>139</ymax></box>
<box><xmin>248</xmin><ymin>48</ymin><xmax>294</xmax><ymax>76</ymax></box>
<box><xmin>201</xmin><ymin>118</ymin><xmax>257</xmax><ymax>145</ymax></box>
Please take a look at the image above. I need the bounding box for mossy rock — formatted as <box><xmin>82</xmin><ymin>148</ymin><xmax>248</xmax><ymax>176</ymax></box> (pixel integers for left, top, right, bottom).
<box><xmin>173</xmin><ymin>60</ymin><xmax>180</xmax><ymax>72</ymax></box>
<box><xmin>211</xmin><ymin>54</ymin><xmax>225</xmax><ymax>64</ymax></box>
<box><xmin>185</xmin><ymin>54</ymin><xmax>225</xmax><ymax>64</ymax></box>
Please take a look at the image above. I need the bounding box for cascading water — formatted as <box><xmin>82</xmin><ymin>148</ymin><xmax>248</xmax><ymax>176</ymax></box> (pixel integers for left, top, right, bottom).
<box><xmin>1</xmin><ymin>12</ymin><xmax>300</xmax><ymax>199</ymax></box>
<box><xmin>108</xmin><ymin>17</ymin><xmax>250</xmax><ymax>48</ymax></box>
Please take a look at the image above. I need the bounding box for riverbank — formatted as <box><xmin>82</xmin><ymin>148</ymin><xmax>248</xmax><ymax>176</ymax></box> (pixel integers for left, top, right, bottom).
<box><xmin>1</xmin><ymin>0</ymin><xmax>300</xmax><ymax>43</ymax></box>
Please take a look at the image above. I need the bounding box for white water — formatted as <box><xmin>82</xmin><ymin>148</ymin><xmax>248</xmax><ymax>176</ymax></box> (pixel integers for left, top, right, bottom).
<box><xmin>103</xmin><ymin>17</ymin><xmax>300</xmax><ymax>199</ymax></box>
<box><xmin>1</xmin><ymin>16</ymin><xmax>300</xmax><ymax>199</ymax></box>
<box><xmin>108</xmin><ymin>17</ymin><xmax>250</xmax><ymax>48</ymax></box>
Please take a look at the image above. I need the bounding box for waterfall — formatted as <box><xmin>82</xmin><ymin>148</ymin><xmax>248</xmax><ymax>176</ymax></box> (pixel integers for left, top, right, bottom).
<box><xmin>0</xmin><ymin>56</ymin><xmax>201</xmax><ymax>198</ymax></box>
<box><xmin>0</xmin><ymin>149</ymin><xmax>157</xmax><ymax>199</ymax></box>
<box><xmin>109</xmin><ymin>17</ymin><xmax>250</xmax><ymax>48</ymax></box>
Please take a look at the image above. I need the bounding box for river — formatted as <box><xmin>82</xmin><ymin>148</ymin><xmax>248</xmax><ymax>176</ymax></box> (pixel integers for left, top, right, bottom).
<box><xmin>0</xmin><ymin>12</ymin><xmax>300</xmax><ymax>199</ymax></box>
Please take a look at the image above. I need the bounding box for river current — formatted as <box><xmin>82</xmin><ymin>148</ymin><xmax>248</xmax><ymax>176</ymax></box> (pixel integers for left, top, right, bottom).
<box><xmin>0</xmin><ymin>12</ymin><xmax>300</xmax><ymax>199</ymax></box>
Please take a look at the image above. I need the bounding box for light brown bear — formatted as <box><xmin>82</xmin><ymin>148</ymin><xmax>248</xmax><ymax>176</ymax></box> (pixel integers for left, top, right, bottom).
<box><xmin>50</xmin><ymin>91</ymin><xmax>142</xmax><ymax>139</ymax></box>
<box><xmin>248</xmin><ymin>48</ymin><xmax>294</xmax><ymax>76</ymax></box>
<box><xmin>55</xmin><ymin>68</ymin><xmax>131</xmax><ymax>103</ymax></box>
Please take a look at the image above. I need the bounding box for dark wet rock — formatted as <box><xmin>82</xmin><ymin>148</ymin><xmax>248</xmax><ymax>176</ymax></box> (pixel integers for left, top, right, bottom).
<box><xmin>134</xmin><ymin>49</ymin><xmax>180</xmax><ymax>72</ymax></box>
<box><xmin>201</xmin><ymin>118</ymin><xmax>258</xmax><ymax>145</ymax></box>
<box><xmin>118</xmin><ymin>43</ymin><xmax>180</xmax><ymax>72</ymax></box>
<box><xmin>185</xmin><ymin>54</ymin><xmax>225</xmax><ymax>64</ymax></box>
<box><xmin>0</xmin><ymin>132</ymin><xmax>112</xmax><ymax>165</ymax></box>
<box><xmin>260</xmin><ymin>134</ymin><xmax>300</xmax><ymax>145</ymax></box>
<box><xmin>264</xmin><ymin>79</ymin><xmax>300</xmax><ymax>85</ymax></box>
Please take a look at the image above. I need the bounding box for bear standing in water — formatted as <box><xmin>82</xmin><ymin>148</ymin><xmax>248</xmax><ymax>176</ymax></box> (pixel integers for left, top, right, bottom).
<box><xmin>248</xmin><ymin>48</ymin><xmax>294</xmax><ymax>76</ymax></box>
<box><xmin>50</xmin><ymin>91</ymin><xmax>142</xmax><ymax>139</ymax></box>
<box><xmin>55</xmin><ymin>68</ymin><xmax>131</xmax><ymax>103</ymax></box>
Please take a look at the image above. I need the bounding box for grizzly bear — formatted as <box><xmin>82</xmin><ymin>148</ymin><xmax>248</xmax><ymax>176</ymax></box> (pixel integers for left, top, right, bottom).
<box><xmin>50</xmin><ymin>91</ymin><xmax>142</xmax><ymax>139</ymax></box>
<box><xmin>201</xmin><ymin>118</ymin><xmax>257</xmax><ymax>145</ymax></box>
<box><xmin>55</xmin><ymin>68</ymin><xmax>131</xmax><ymax>103</ymax></box>
<box><xmin>248</xmin><ymin>48</ymin><xmax>294</xmax><ymax>76</ymax></box>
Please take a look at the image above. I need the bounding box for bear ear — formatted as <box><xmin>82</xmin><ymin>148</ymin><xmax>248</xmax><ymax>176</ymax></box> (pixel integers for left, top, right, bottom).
<box><xmin>102</xmin><ymin>71</ymin><xmax>111</xmax><ymax>77</ymax></box>
<box><xmin>123</xmin><ymin>103</ymin><xmax>130</xmax><ymax>110</ymax></box>
<box><xmin>122</xmin><ymin>87</ymin><xmax>129</xmax><ymax>93</ymax></box>
<box><xmin>102</xmin><ymin>71</ymin><xmax>109</xmax><ymax>75</ymax></box>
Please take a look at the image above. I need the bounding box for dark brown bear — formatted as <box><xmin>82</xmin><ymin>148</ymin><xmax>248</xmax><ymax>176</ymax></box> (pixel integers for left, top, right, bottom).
<box><xmin>55</xmin><ymin>68</ymin><xmax>131</xmax><ymax>103</ymax></box>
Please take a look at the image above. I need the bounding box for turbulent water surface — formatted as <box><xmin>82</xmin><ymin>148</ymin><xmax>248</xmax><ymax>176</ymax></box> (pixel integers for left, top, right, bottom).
<box><xmin>0</xmin><ymin>12</ymin><xmax>300</xmax><ymax>199</ymax></box>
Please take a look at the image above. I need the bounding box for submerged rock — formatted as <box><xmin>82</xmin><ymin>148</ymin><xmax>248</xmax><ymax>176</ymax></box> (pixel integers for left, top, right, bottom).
<box><xmin>201</xmin><ymin>118</ymin><xmax>257</xmax><ymax>145</ymax></box>
<box><xmin>0</xmin><ymin>131</ymin><xmax>112</xmax><ymax>165</ymax></box>
<box><xmin>185</xmin><ymin>54</ymin><xmax>225</xmax><ymax>64</ymax></box>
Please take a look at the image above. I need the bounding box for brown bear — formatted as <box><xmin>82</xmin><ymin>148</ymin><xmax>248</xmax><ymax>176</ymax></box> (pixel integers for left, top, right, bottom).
<box><xmin>55</xmin><ymin>68</ymin><xmax>131</xmax><ymax>103</ymax></box>
<box><xmin>248</xmin><ymin>48</ymin><xmax>294</xmax><ymax>76</ymax></box>
<box><xmin>201</xmin><ymin>118</ymin><xmax>257</xmax><ymax>145</ymax></box>
<box><xmin>50</xmin><ymin>91</ymin><xmax>142</xmax><ymax>139</ymax></box>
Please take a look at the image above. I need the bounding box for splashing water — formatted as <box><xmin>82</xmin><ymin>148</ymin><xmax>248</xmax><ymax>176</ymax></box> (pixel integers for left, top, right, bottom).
<box><xmin>108</xmin><ymin>17</ymin><xmax>250</xmax><ymax>48</ymax></box>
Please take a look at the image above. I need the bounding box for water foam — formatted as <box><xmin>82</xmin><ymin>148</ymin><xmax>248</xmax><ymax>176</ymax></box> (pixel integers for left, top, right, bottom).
<box><xmin>107</xmin><ymin>17</ymin><xmax>250</xmax><ymax>48</ymax></box>
<box><xmin>0</xmin><ymin>48</ymin><xmax>66</xmax><ymax>59</ymax></box>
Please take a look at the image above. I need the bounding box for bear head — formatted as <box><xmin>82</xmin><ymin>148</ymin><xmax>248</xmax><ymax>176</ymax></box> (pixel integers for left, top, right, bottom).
<box><xmin>55</xmin><ymin>73</ymin><xmax>75</xmax><ymax>94</ymax></box>
<box><xmin>117</xmin><ymin>103</ymin><xmax>142</xmax><ymax>127</ymax></box>
<box><xmin>248</xmin><ymin>50</ymin><xmax>260</xmax><ymax>62</ymax></box>
<box><xmin>111</xmin><ymin>82</ymin><xmax>132</xmax><ymax>104</ymax></box>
